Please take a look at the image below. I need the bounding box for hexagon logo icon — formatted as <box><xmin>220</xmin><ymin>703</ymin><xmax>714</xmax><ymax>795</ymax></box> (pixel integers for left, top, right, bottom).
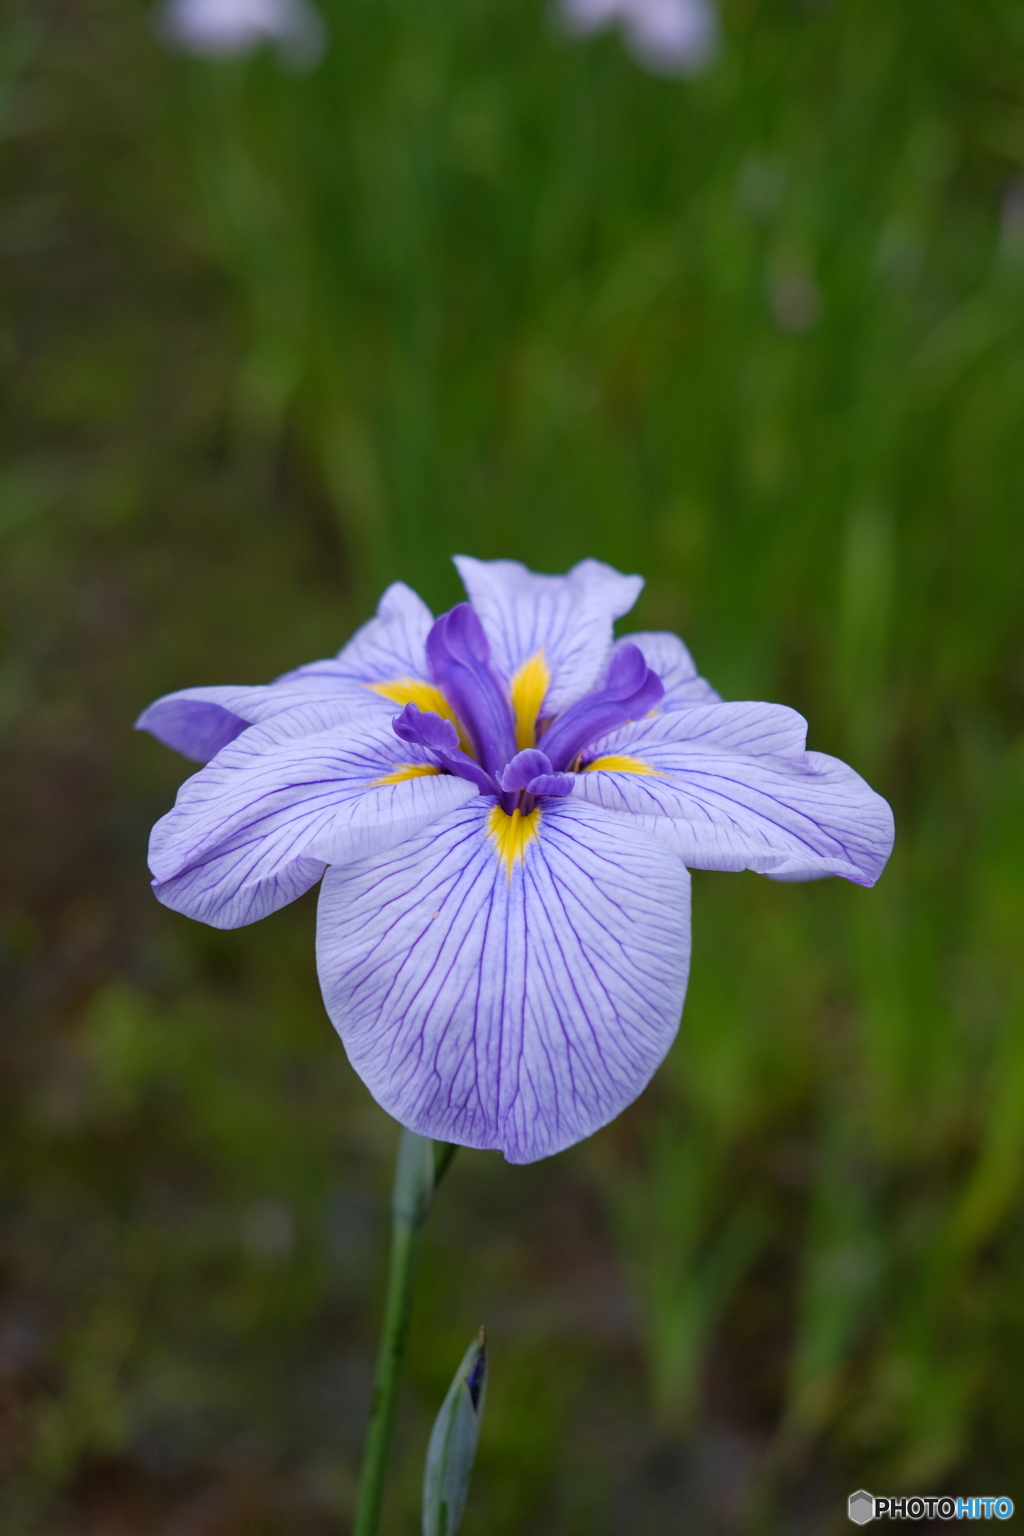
<box><xmin>848</xmin><ymin>1491</ymin><xmax>875</xmax><ymax>1525</ymax></box>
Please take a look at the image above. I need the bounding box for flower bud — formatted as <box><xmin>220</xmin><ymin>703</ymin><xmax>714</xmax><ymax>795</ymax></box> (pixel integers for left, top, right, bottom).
<box><xmin>422</xmin><ymin>1329</ymin><xmax>487</xmax><ymax>1536</ymax></box>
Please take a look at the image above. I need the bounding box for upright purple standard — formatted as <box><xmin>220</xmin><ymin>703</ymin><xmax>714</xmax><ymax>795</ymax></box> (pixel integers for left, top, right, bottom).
<box><xmin>138</xmin><ymin>557</ymin><xmax>894</xmax><ymax>1163</ymax></box>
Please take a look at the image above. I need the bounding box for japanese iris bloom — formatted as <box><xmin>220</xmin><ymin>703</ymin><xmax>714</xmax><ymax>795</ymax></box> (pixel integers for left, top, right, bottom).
<box><xmin>138</xmin><ymin>558</ymin><xmax>894</xmax><ymax>1163</ymax></box>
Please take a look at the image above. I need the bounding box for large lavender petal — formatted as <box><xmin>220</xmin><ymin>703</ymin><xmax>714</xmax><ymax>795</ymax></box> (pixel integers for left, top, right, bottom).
<box><xmin>588</xmin><ymin>702</ymin><xmax>810</xmax><ymax>759</ymax></box>
<box><xmin>612</xmin><ymin>631</ymin><xmax>721</xmax><ymax>710</ymax></box>
<box><xmin>572</xmin><ymin>707</ymin><xmax>894</xmax><ymax>886</ymax></box>
<box><xmin>136</xmin><ymin>582</ymin><xmax>437</xmax><ymax>763</ymax></box>
<box><xmin>453</xmin><ymin>556</ymin><xmax>643</xmax><ymax>713</ymax></box>
<box><xmin>316</xmin><ymin>797</ymin><xmax>690</xmax><ymax>1163</ymax></box>
<box><xmin>148</xmin><ymin>719</ymin><xmax>476</xmax><ymax>928</ymax></box>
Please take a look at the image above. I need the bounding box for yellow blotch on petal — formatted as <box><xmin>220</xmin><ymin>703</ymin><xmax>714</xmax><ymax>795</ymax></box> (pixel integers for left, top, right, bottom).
<box><xmin>583</xmin><ymin>754</ymin><xmax>663</xmax><ymax>775</ymax></box>
<box><xmin>486</xmin><ymin>804</ymin><xmax>541</xmax><ymax>880</ymax></box>
<box><xmin>366</xmin><ymin>677</ymin><xmax>454</xmax><ymax>719</ymax></box>
<box><xmin>371</xmin><ymin>763</ymin><xmax>443</xmax><ymax>787</ymax></box>
<box><xmin>366</xmin><ymin>677</ymin><xmax>471</xmax><ymax>752</ymax></box>
<box><xmin>509</xmin><ymin>649</ymin><xmax>551</xmax><ymax>751</ymax></box>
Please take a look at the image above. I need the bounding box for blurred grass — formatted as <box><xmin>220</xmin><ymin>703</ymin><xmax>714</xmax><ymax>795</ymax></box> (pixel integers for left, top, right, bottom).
<box><xmin>2</xmin><ymin>0</ymin><xmax>1024</xmax><ymax>1530</ymax></box>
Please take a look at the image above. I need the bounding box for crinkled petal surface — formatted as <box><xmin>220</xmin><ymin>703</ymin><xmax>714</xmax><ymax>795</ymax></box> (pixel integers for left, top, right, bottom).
<box><xmin>149</xmin><ymin>719</ymin><xmax>476</xmax><ymax>928</ymax></box>
<box><xmin>316</xmin><ymin>797</ymin><xmax>691</xmax><ymax>1163</ymax></box>
<box><xmin>614</xmin><ymin>631</ymin><xmax>720</xmax><ymax>709</ymax></box>
<box><xmin>136</xmin><ymin>583</ymin><xmax>435</xmax><ymax>763</ymax></box>
<box><xmin>453</xmin><ymin>556</ymin><xmax>643</xmax><ymax>714</ymax></box>
<box><xmin>574</xmin><ymin>707</ymin><xmax>894</xmax><ymax>885</ymax></box>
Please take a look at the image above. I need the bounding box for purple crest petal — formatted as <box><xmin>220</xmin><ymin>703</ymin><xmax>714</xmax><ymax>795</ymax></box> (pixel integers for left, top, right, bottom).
<box><xmin>499</xmin><ymin>749</ymin><xmax>574</xmax><ymax>800</ymax></box>
<box><xmin>316</xmin><ymin>797</ymin><xmax>691</xmax><ymax>1163</ymax></box>
<box><xmin>574</xmin><ymin>705</ymin><xmax>895</xmax><ymax>886</ymax></box>
<box><xmin>393</xmin><ymin>703</ymin><xmax>498</xmax><ymax>795</ymax></box>
<box><xmin>453</xmin><ymin>555</ymin><xmax>644</xmax><ymax>713</ymax></box>
<box><xmin>538</xmin><ymin>642</ymin><xmax>665</xmax><ymax>771</ymax></box>
<box><xmin>612</xmin><ymin>631</ymin><xmax>720</xmax><ymax>710</ymax></box>
<box><xmin>425</xmin><ymin>604</ymin><xmax>518</xmax><ymax>777</ymax></box>
<box><xmin>392</xmin><ymin>704</ymin><xmax>461</xmax><ymax>754</ymax></box>
<box><xmin>525</xmin><ymin>772</ymin><xmax>575</xmax><ymax>798</ymax></box>
<box><xmin>498</xmin><ymin>748</ymin><xmax>555</xmax><ymax>793</ymax></box>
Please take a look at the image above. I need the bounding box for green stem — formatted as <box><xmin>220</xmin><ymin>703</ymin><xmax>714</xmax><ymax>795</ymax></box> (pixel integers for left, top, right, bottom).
<box><xmin>353</xmin><ymin>1129</ymin><xmax>456</xmax><ymax>1536</ymax></box>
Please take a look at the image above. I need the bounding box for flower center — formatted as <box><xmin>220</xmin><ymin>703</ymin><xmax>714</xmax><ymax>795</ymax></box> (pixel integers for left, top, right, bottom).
<box><xmin>390</xmin><ymin>605</ymin><xmax>664</xmax><ymax>812</ymax></box>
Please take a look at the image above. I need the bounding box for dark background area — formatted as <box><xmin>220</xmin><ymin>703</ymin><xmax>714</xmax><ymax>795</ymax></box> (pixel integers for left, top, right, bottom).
<box><xmin>2</xmin><ymin>1</ymin><xmax>1024</xmax><ymax>1531</ymax></box>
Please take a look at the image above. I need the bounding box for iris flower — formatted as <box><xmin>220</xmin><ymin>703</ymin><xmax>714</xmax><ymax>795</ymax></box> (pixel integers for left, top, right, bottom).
<box><xmin>138</xmin><ymin>558</ymin><xmax>893</xmax><ymax>1163</ymax></box>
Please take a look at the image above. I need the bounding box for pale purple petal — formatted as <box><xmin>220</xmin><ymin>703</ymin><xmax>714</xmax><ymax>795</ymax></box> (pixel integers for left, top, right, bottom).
<box><xmin>135</xmin><ymin>681</ymin><xmax>369</xmax><ymax>764</ymax></box>
<box><xmin>267</xmin><ymin>578</ymin><xmax>441</xmax><ymax>718</ymax></box>
<box><xmin>136</xmin><ymin>686</ymin><xmax>259</xmax><ymax>763</ymax></box>
<box><xmin>453</xmin><ymin>555</ymin><xmax>643</xmax><ymax>712</ymax></box>
<box><xmin>149</xmin><ymin>720</ymin><xmax>476</xmax><ymax>928</ymax></box>
<box><xmin>316</xmin><ymin>798</ymin><xmax>690</xmax><ymax>1163</ymax></box>
<box><xmin>573</xmin><ymin>707</ymin><xmax>894</xmax><ymax>886</ymax></box>
<box><xmin>322</xmin><ymin>581</ymin><xmax>434</xmax><ymax>684</ymax></box>
<box><xmin>614</xmin><ymin>631</ymin><xmax>720</xmax><ymax>710</ymax></box>
<box><xmin>136</xmin><ymin>582</ymin><xmax>436</xmax><ymax>763</ymax></box>
<box><xmin>590</xmin><ymin>702</ymin><xmax>809</xmax><ymax>759</ymax></box>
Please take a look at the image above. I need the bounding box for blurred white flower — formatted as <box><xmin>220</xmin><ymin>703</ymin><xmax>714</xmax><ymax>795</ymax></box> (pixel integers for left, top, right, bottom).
<box><xmin>560</xmin><ymin>0</ymin><xmax>718</xmax><ymax>75</ymax></box>
<box><xmin>160</xmin><ymin>0</ymin><xmax>326</xmax><ymax>68</ymax></box>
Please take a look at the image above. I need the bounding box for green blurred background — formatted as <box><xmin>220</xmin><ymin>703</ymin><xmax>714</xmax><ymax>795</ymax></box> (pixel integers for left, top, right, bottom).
<box><xmin>3</xmin><ymin>0</ymin><xmax>1024</xmax><ymax>1530</ymax></box>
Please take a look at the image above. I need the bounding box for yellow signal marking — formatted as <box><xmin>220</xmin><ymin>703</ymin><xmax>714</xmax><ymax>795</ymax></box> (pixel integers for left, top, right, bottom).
<box><xmin>486</xmin><ymin>804</ymin><xmax>541</xmax><ymax>879</ymax></box>
<box><xmin>582</xmin><ymin>754</ymin><xmax>662</xmax><ymax>775</ymax></box>
<box><xmin>509</xmin><ymin>649</ymin><xmax>551</xmax><ymax>751</ymax></box>
<box><xmin>371</xmin><ymin>763</ymin><xmax>443</xmax><ymax>786</ymax></box>
<box><xmin>366</xmin><ymin>677</ymin><xmax>455</xmax><ymax>719</ymax></box>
